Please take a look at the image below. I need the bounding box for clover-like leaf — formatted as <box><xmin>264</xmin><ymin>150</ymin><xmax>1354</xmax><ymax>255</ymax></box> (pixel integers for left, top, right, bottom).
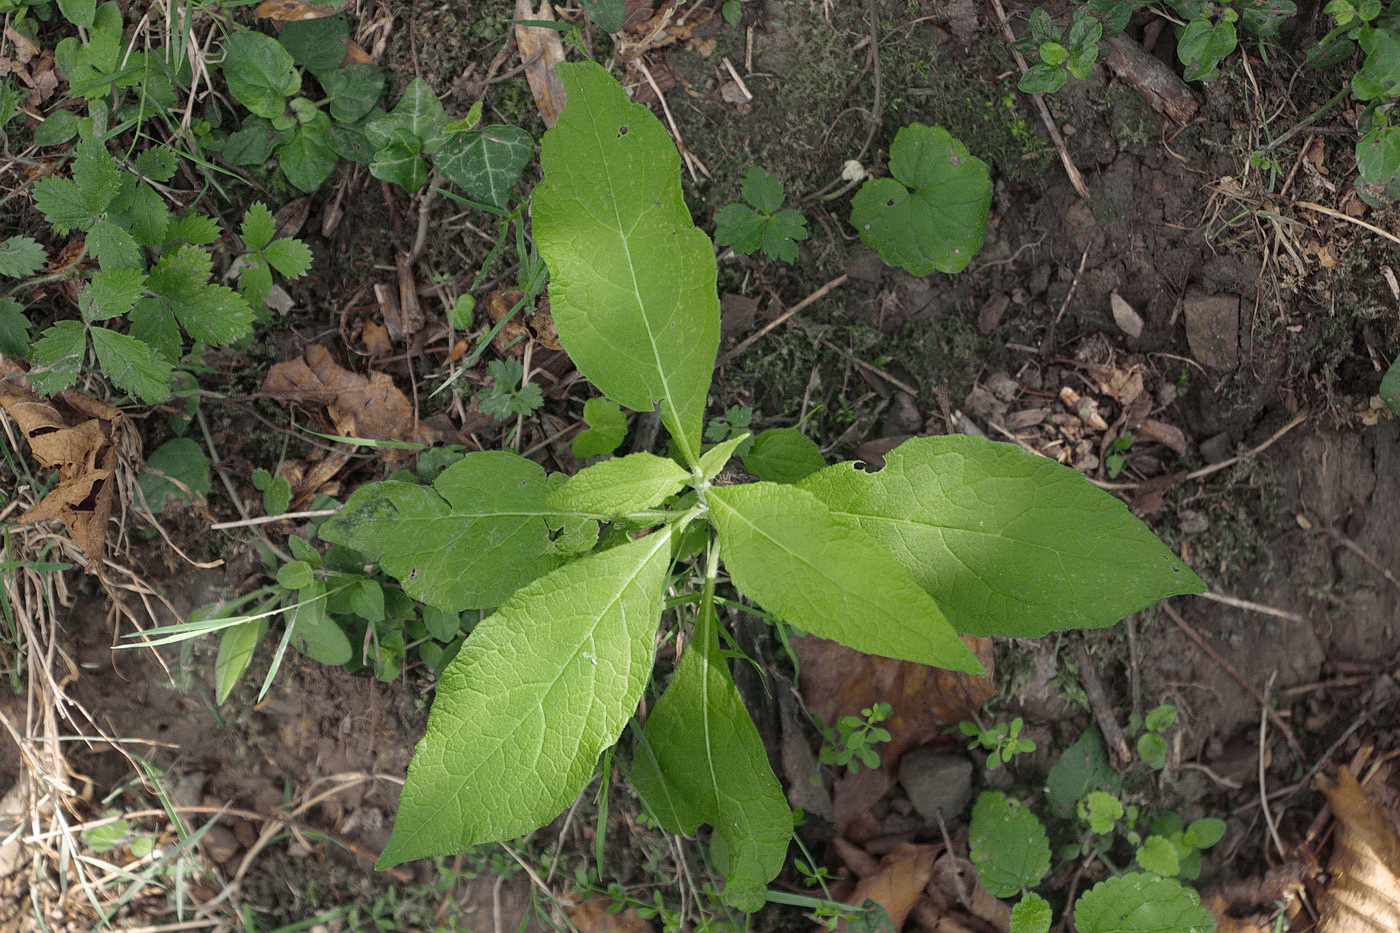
<box><xmin>850</xmin><ymin>123</ymin><xmax>991</xmax><ymax>275</ymax></box>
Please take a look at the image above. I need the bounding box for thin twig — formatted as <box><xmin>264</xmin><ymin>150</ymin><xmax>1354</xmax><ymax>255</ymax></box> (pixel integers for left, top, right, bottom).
<box><xmin>1076</xmin><ymin>644</ymin><xmax>1133</xmax><ymax>771</ymax></box>
<box><xmin>720</xmin><ymin>274</ymin><xmax>849</xmax><ymax>363</ymax></box>
<box><xmin>816</xmin><ymin>336</ymin><xmax>919</xmax><ymax>397</ymax></box>
<box><xmin>1258</xmin><ymin>672</ymin><xmax>1287</xmax><ymax>859</ymax></box>
<box><xmin>1162</xmin><ymin>601</ymin><xmax>1304</xmax><ymax>759</ymax></box>
<box><xmin>209</xmin><ymin>509</ymin><xmax>340</xmax><ymax>530</ymax></box>
<box><xmin>1296</xmin><ymin>199</ymin><xmax>1400</xmax><ymax>248</ymax></box>
<box><xmin>1198</xmin><ymin>590</ymin><xmax>1308</xmax><ymax>624</ymax></box>
<box><xmin>1181</xmin><ymin>411</ymin><xmax>1308</xmax><ymax>482</ymax></box>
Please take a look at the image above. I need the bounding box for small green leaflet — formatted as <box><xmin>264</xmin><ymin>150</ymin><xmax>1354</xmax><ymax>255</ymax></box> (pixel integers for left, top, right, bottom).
<box><xmin>90</xmin><ymin>327</ymin><xmax>173</xmax><ymax>403</ymax></box>
<box><xmin>741</xmin><ymin>427</ymin><xmax>824</xmax><ymax>483</ymax></box>
<box><xmin>378</xmin><ymin>528</ymin><xmax>673</xmax><ymax>867</ymax></box>
<box><xmin>215</xmin><ymin>617</ymin><xmax>267</xmax><ymax>704</ymax></box>
<box><xmin>697</xmin><ymin>432</ymin><xmax>751</xmax><ymax>481</ymax></box>
<box><xmin>320</xmin><ymin>451</ymin><xmax>597</xmax><ymax>611</ymax></box>
<box><xmin>534</xmin><ymin>62</ymin><xmax>720</xmax><ymax>467</ymax></box>
<box><xmin>849</xmin><ymin>123</ymin><xmax>992</xmax><ymax>275</ymax></box>
<box><xmin>631</xmin><ymin>603</ymin><xmax>791</xmax><ymax>912</ymax></box>
<box><xmin>138</xmin><ymin>437</ymin><xmax>211</xmax><ymax>512</ymax></box>
<box><xmin>435</xmin><ymin>125</ymin><xmax>533</xmax><ymax>209</ymax></box>
<box><xmin>713</xmin><ymin>166</ymin><xmax>808</xmax><ymax>263</ymax></box>
<box><xmin>241</xmin><ymin>202</ymin><xmax>277</xmax><ymax>250</ymax></box>
<box><xmin>968</xmin><ymin>792</ymin><xmax>1051</xmax><ymax>897</ymax></box>
<box><xmin>1010</xmin><ymin>894</ymin><xmax>1053</xmax><ymax>933</ymax></box>
<box><xmin>572</xmin><ymin>396</ymin><xmax>628</xmax><ymax>458</ymax></box>
<box><xmin>548</xmin><ymin>452</ymin><xmax>690</xmax><ymax>516</ymax></box>
<box><xmin>28</xmin><ymin>320</ymin><xmax>87</xmax><ymax>395</ymax></box>
<box><xmin>33</xmin><ymin>136</ymin><xmax>123</xmax><ymax>232</ymax></box>
<box><xmin>799</xmin><ymin>435</ymin><xmax>1205</xmax><ymax>638</ymax></box>
<box><xmin>0</xmin><ymin>299</ymin><xmax>29</xmax><ymax>357</ymax></box>
<box><xmin>0</xmin><ymin>236</ymin><xmax>45</xmax><ymax>278</ymax></box>
<box><xmin>79</xmin><ymin>268</ymin><xmax>147</xmax><ymax>322</ymax></box>
<box><xmin>146</xmin><ymin>244</ymin><xmax>255</xmax><ymax>345</ymax></box>
<box><xmin>579</xmin><ymin>0</ymin><xmax>625</xmax><ymax>31</ymax></box>
<box><xmin>708</xmin><ymin>483</ymin><xmax>982</xmax><ymax>672</ymax></box>
<box><xmin>1073</xmin><ymin>873</ymin><xmax>1215</xmax><ymax>933</ymax></box>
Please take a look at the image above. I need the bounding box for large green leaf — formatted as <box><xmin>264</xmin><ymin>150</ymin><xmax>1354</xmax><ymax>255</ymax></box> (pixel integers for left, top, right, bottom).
<box><xmin>849</xmin><ymin>123</ymin><xmax>991</xmax><ymax>275</ymax></box>
<box><xmin>222</xmin><ymin>30</ymin><xmax>300</xmax><ymax>120</ymax></box>
<box><xmin>378</xmin><ymin>529</ymin><xmax>672</xmax><ymax>866</ymax></box>
<box><xmin>708</xmin><ymin>483</ymin><xmax>981</xmax><ymax>672</ymax></box>
<box><xmin>534</xmin><ymin>62</ymin><xmax>719</xmax><ymax>466</ymax></box>
<box><xmin>320</xmin><ymin>451</ymin><xmax>595</xmax><ymax>611</ymax></box>
<box><xmin>799</xmin><ymin>436</ymin><xmax>1204</xmax><ymax>637</ymax></box>
<box><xmin>548</xmin><ymin>452</ymin><xmax>691</xmax><ymax>516</ymax></box>
<box><xmin>631</xmin><ymin>604</ymin><xmax>791</xmax><ymax>912</ymax></box>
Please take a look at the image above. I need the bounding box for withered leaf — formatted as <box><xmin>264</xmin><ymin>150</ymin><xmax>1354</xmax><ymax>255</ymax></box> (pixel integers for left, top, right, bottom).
<box><xmin>1317</xmin><ymin>766</ymin><xmax>1400</xmax><ymax>933</ymax></box>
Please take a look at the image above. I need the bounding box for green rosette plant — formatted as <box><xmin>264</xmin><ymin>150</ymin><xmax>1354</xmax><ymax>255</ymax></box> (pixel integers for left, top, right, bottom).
<box><xmin>321</xmin><ymin>61</ymin><xmax>1204</xmax><ymax>910</ymax></box>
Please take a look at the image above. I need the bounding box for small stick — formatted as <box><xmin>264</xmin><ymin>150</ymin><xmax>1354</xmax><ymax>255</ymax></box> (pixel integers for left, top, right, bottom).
<box><xmin>721</xmin><ymin>273</ymin><xmax>849</xmax><ymax>363</ymax></box>
<box><xmin>1296</xmin><ymin>200</ymin><xmax>1400</xmax><ymax>248</ymax></box>
<box><xmin>1162</xmin><ymin>601</ymin><xmax>1304</xmax><ymax>759</ymax></box>
<box><xmin>1258</xmin><ymin>672</ymin><xmax>1287</xmax><ymax>859</ymax></box>
<box><xmin>634</xmin><ymin>59</ymin><xmax>709</xmax><ymax>181</ymax></box>
<box><xmin>1198</xmin><ymin>590</ymin><xmax>1308</xmax><ymax>624</ymax></box>
<box><xmin>210</xmin><ymin>509</ymin><xmax>340</xmax><ymax>530</ymax></box>
<box><xmin>1076</xmin><ymin>644</ymin><xmax>1133</xmax><ymax>771</ymax></box>
<box><xmin>816</xmin><ymin>336</ymin><xmax>919</xmax><ymax>397</ymax></box>
<box><xmin>1181</xmin><ymin>410</ymin><xmax>1309</xmax><ymax>482</ymax></box>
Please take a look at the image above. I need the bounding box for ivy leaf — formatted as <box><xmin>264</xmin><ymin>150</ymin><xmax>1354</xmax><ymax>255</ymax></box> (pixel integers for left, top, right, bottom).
<box><xmin>366</xmin><ymin>77</ymin><xmax>448</xmax><ymax>152</ymax></box>
<box><xmin>0</xmin><ymin>236</ymin><xmax>45</xmax><ymax>278</ymax></box>
<box><xmin>321</xmin><ymin>64</ymin><xmax>386</xmax><ymax>123</ymax></box>
<box><xmin>90</xmin><ymin>327</ymin><xmax>174</xmax><ymax>403</ymax></box>
<box><xmin>79</xmin><ymin>268</ymin><xmax>147</xmax><ymax>322</ymax></box>
<box><xmin>378</xmin><ymin>529</ymin><xmax>672</xmax><ymax>866</ymax></box>
<box><xmin>241</xmin><ymin>202</ymin><xmax>277</xmax><ymax>251</ymax></box>
<box><xmin>1073</xmin><ymin>873</ymin><xmax>1215</xmax><ymax>933</ymax></box>
<box><xmin>534</xmin><ymin>62</ymin><xmax>720</xmax><ymax>467</ymax></box>
<box><xmin>547</xmin><ymin>452</ymin><xmax>691</xmax><ymax>516</ymax></box>
<box><xmin>631</xmin><ymin>603</ymin><xmax>791</xmax><ymax>912</ymax></box>
<box><xmin>850</xmin><ymin>123</ymin><xmax>992</xmax><ymax>275</ymax></box>
<box><xmin>708</xmin><ymin>482</ymin><xmax>982</xmax><ymax>672</ymax></box>
<box><xmin>799</xmin><ymin>435</ymin><xmax>1205</xmax><ymax>637</ymax></box>
<box><xmin>572</xmin><ymin>396</ymin><xmax>628</xmax><ymax>458</ymax></box>
<box><xmin>222</xmin><ymin>30</ymin><xmax>300</xmax><ymax>119</ymax></box>
<box><xmin>369</xmin><ymin>134</ymin><xmax>429</xmax><ymax>192</ymax></box>
<box><xmin>278</xmin><ymin>15</ymin><xmax>349</xmax><ymax>75</ymax></box>
<box><xmin>320</xmin><ymin>451</ymin><xmax>596</xmax><ymax>611</ymax></box>
<box><xmin>28</xmin><ymin>320</ymin><xmax>88</xmax><ymax>396</ymax></box>
<box><xmin>280</xmin><ymin>115</ymin><xmax>340</xmax><ymax>193</ymax></box>
<box><xmin>969</xmin><ymin>792</ymin><xmax>1052</xmax><ymax>898</ymax></box>
<box><xmin>0</xmin><ymin>298</ymin><xmax>31</xmax><ymax>357</ymax></box>
<box><xmin>434</xmin><ymin>125</ymin><xmax>534</xmax><ymax>209</ymax></box>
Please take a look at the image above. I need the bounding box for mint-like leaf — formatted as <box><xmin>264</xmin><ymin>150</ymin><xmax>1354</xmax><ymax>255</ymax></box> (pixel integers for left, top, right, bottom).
<box><xmin>969</xmin><ymin>791</ymin><xmax>1052</xmax><ymax>897</ymax></box>
<box><xmin>29</xmin><ymin>320</ymin><xmax>88</xmax><ymax>395</ymax></box>
<box><xmin>1074</xmin><ymin>873</ymin><xmax>1214</xmax><ymax>933</ymax></box>
<box><xmin>240</xmin><ymin>202</ymin><xmax>277</xmax><ymax>250</ymax></box>
<box><xmin>79</xmin><ymin>268</ymin><xmax>147</xmax><ymax>322</ymax></box>
<box><xmin>262</xmin><ymin>236</ymin><xmax>313</xmax><ymax>278</ymax></box>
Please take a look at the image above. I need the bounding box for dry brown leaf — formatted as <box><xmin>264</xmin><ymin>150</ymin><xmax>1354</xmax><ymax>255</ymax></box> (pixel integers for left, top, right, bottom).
<box><xmin>1137</xmin><ymin>418</ymin><xmax>1189</xmax><ymax>454</ymax></box>
<box><xmin>485</xmin><ymin>289</ymin><xmax>562</xmax><ymax>354</ymax></box>
<box><xmin>255</xmin><ymin>0</ymin><xmax>345</xmax><ymax>20</ymax></box>
<box><xmin>827</xmin><ymin>843</ymin><xmax>936</xmax><ymax>932</ymax></box>
<box><xmin>925</xmin><ymin>853</ymin><xmax>1011</xmax><ymax>932</ymax></box>
<box><xmin>0</xmin><ymin>359</ymin><xmax>121</xmax><ymax>572</ymax></box>
<box><xmin>262</xmin><ymin>345</ymin><xmax>440</xmax><ymax>453</ymax></box>
<box><xmin>1317</xmin><ymin>766</ymin><xmax>1400</xmax><ymax>932</ymax></box>
<box><xmin>1110</xmin><ymin>291</ymin><xmax>1144</xmax><ymax>338</ymax></box>
<box><xmin>794</xmin><ymin>635</ymin><xmax>996</xmax><ymax>762</ymax></box>
<box><xmin>565</xmin><ymin>895</ymin><xmax>652</xmax><ymax>933</ymax></box>
<box><xmin>515</xmin><ymin>0</ymin><xmax>567</xmax><ymax>127</ymax></box>
<box><xmin>361</xmin><ymin>319</ymin><xmax>392</xmax><ymax>356</ymax></box>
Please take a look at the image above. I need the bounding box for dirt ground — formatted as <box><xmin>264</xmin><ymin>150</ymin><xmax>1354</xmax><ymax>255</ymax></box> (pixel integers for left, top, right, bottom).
<box><xmin>6</xmin><ymin>0</ymin><xmax>1400</xmax><ymax>929</ymax></box>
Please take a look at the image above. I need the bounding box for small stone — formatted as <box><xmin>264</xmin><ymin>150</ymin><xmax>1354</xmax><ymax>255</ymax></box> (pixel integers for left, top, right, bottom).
<box><xmin>898</xmin><ymin>746</ymin><xmax>974</xmax><ymax>821</ymax></box>
<box><xmin>979</xmin><ymin>293</ymin><xmax>1011</xmax><ymax>333</ymax></box>
<box><xmin>1179</xmin><ymin>509</ymin><xmax>1209</xmax><ymax>535</ymax></box>
<box><xmin>1182</xmin><ymin>290</ymin><xmax>1240</xmax><ymax>371</ymax></box>
<box><xmin>1200</xmin><ymin>431</ymin><xmax>1233</xmax><ymax>463</ymax></box>
<box><xmin>1110</xmin><ymin>291</ymin><xmax>1143</xmax><ymax>339</ymax></box>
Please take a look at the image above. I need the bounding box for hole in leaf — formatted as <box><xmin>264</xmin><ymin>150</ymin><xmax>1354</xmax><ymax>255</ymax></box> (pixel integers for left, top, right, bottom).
<box><xmin>885</xmin><ymin>198</ymin><xmax>896</xmax><ymax>207</ymax></box>
<box><xmin>617</xmin><ymin>125</ymin><xmax>629</xmax><ymax>137</ymax></box>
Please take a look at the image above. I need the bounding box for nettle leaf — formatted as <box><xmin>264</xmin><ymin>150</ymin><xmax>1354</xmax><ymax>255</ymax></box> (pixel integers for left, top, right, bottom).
<box><xmin>223</xmin><ymin>30</ymin><xmax>301</xmax><ymax>119</ymax></box>
<box><xmin>0</xmin><ymin>236</ymin><xmax>45</xmax><ymax>278</ymax></box>
<box><xmin>378</xmin><ymin>529</ymin><xmax>673</xmax><ymax>866</ymax></box>
<box><xmin>434</xmin><ymin>125</ymin><xmax>534</xmax><ymax>209</ymax></box>
<box><xmin>321</xmin><ymin>451</ymin><xmax>596</xmax><ymax>611</ymax></box>
<box><xmin>1073</xmin><ymin>873</ymin><xmax>1215</xmax><ymax>933</ymax></box>
<box><xmin>632</xmin><ymin>604</ymin><xmax>791</xmax><ymax>912</ymax></box>
<box><xmin>1011</xmin><ymin>894</ymin><xmax>1053</xmax><ymax>933</ymax></box>
<box><xmin>969</xmin><ymin>791</ymin><xmax>1052</xmax><ymax>898</ymax></box>
<box><xmin>534</xmin><ymin>62</ymin><xmax>720</xmax><ymax>466</ymax></box>
<box><xmin>90</xmin><ymin>327</ymin><xmax>174</xmax><ymax>403</ymax></box>
<box><xmin>29</xmin><ymin>320</ymin><xmax>88</xmax><ymax>396</ymax></box>
<box><xmin>799</xmin><ymin>435</ymin><xmax>1204</xmax><ymax>637</ymax></box>
<box><xmin>708</xmin><ymin>482</ymin><xmax>982</xmax><ymax>672</ymax></box>
<box><xmin>850</xmin><ymin>123</ymin><xmax>992</xmax><ymax>275</ymax></box>
<box><xmin>741</xmin><ymin>427</ymin><xmax>825</xmax><ymax>483</ymax></box>
<box><xmin>147</xmin><ymin>245</ymin><xmax>255</xmax><ymax>345</ymax></box>
<box><xmin>548</xmin><ymin>452</ymin><xmax>691</xmax><ymax>516</ymax></box>
<box><xmin>79</xmin><ymin>268</ymin><xmax>147</xmax><ymax>322</ymax></box>
<box><xmin>241</xmin><ymin>202</ymin><xmax>277</xmax><ymax>250</ymax></box>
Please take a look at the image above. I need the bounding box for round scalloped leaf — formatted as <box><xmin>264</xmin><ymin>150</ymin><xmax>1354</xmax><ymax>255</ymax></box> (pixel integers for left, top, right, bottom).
<box><xmin>850</xmin><ymin>123</ymin><xmax>991</xmax><ymax>275</ymax></box>
<box><xmin>1074</xmin><ymin>873</ymin><xmax>1216</xmax><ymax>933</ymax></box>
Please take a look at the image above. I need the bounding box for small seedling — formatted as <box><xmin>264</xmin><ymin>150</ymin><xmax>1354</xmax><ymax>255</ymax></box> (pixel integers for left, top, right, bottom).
<box><xmin>714</xmin><ymin>166</ymin><xmax>809</xmax><ymax>263</ymax></box>
<box><xmin>1105</xmin><ymin>431</ymin><xmax>1133</xmax><ymax>479</ymax></box>
<box><xmin>819</xmin><ymin>702</ymin><xmax>893</xmax><ymax>774</ymax></box>
<box><xmin>1130</xmin><ymin>702</ymin><xmax>1176</xmax><ymax>770</ymax></box>
<box><xmin>960</xmin><ymin>716</ymin><xmax>1037</xmax><ymax>770</ymax></box>
<box><xmin>478</xmin><ymin>357</ymin><xmax>544</xmax><ymax>419</ymax></box>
